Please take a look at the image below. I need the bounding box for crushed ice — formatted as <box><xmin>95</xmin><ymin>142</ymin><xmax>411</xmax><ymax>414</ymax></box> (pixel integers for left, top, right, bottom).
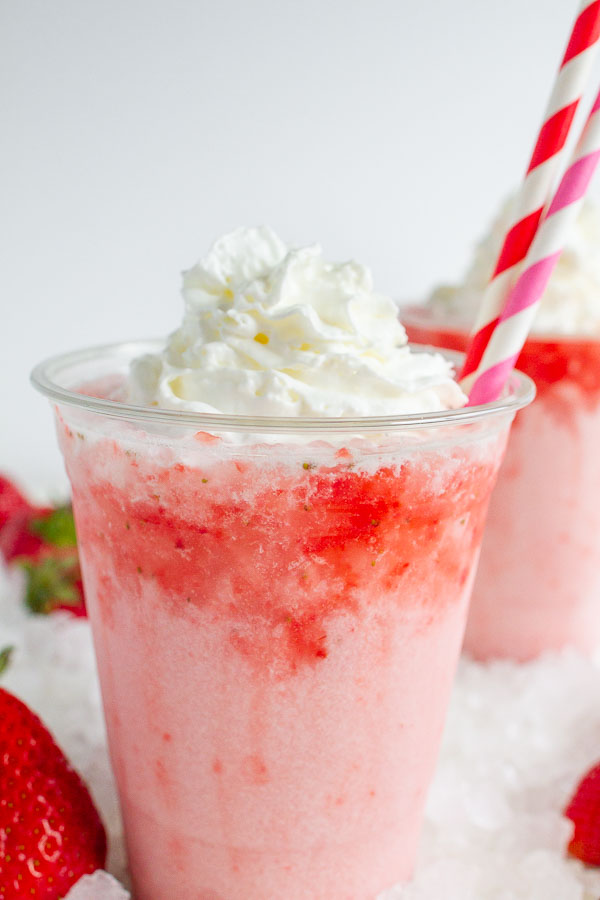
<box><xmin>64</xmin><ymin>870</ymin><xmax>130</xmax><ymax>898</ymax></box>
<box><xmin>2</xmin><ymin>564</ymin><xmax>600</xmax><ymax>899</ymax></box>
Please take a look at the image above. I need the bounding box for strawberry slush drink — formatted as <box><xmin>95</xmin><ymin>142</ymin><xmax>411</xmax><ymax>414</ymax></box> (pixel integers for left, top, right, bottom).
<box><xmin>404</xmin><ymin>200</ymin><xmax>600</xmax><ymax>662</ymax></box>
<box><xmin>33</xmin><ymin>229</ymin><xmax>531</xmax><ymax>899</ymax></box>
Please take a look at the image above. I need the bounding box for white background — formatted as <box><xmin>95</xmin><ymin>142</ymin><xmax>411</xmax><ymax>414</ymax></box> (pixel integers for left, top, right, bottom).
<box><xmin>3</xmin><ymin>0</ymin><xmax>600</xmax><ymax>494</ymax></box>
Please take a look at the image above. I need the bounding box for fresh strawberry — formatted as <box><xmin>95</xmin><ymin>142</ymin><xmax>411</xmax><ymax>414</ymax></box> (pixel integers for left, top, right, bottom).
<box><xmin>0</xmin><ymin>477</ymin><xmax>42</xmax><ymax>563</ymax></box>
<box><xmin>0</xmin><ymin>477</ymin><xmax>31</xmax><ymax>530</ymax></box>
<box><xmin>0</xmin><ymin>475</ymin><xmax>86</xmax><ymax>617</ymax></box>
<box><xmin>1</xmin><ymin>503</ymin><xmax>71</xmax><ymax>565</ymax></box>
<box><xmin>18</xmin><ymin>506</ymin><xmax>85</xmax><ymax>617</ymax></box>
<box><xmin>0</xmin><ymin>687</ymin><xmax>107</xmax><ymax>898</ymax></box>
<box><xmin>565</xmin><ymin>760</ymin><xmax>600</xmax><ymax>865</ymax></box>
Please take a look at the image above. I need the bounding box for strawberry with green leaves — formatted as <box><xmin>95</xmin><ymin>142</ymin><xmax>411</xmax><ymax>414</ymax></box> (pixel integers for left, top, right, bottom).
<box><xmin>0</xmin><ymin>476</ymin><xmax>85</xmax><ymax>617</ymax></box>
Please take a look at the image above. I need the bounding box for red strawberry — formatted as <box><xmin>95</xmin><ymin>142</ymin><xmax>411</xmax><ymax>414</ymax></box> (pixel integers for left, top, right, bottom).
<box><xmin>1</xmin><ymin>502</ymin><xmax>72</xmax><ymax>566</ymax></box>
<box><xmin>0</xmin><ymin>477</ymin><xmax>43</xmax><ymax>563</ymax></box>
<box><xmin>0</xmin><ymin>477</ymin><xmax>32</xmax><ymax>530</ymax></box>
<box><xmin>0</xmin><ymin>475</ymin><xmax>86</xmax><ymax>617</ymax></box>
<box><xmin>565</xmin><ymin>760</ymin><xmax>600</xmax><ymax>865</ymax></box>
<box><xmin>0</xmin><ymin>687</ymin><xmax>106</xmax><ymax>898</ymax></box>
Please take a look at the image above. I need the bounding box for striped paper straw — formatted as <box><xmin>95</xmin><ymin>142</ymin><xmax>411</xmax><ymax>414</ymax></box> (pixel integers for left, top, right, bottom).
<box><xmin>460</xmin><ymin>0</ymin><xmax>600</xmax><ymax>389</ymax></box>
<box><xmin>467</xmin><ymin>88</ymin><xmax>600</xmax><ymax>406</ymax></box>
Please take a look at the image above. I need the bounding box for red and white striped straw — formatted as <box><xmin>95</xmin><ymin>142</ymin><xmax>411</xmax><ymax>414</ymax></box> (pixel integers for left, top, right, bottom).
<box><xmin>460</xmin><ymin>0</ymin><xmax>600</xmax><ymax>389</ymax></box>
<box><xmin>467</xmin><ymin>87</ymin><xmax>600</xmax><ymax>406</ymax></box>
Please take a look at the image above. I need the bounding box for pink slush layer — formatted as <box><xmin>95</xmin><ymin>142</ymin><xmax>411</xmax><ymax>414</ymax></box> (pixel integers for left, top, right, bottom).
<box><xmin>60</xmin><ymin>423</ymin><xmax>504</xmax><ymax>899</ymax></box>
<box><xmin>405</xmin><ymin>317</ymin><xmax>600</xmax><ymax>661</ymax></box>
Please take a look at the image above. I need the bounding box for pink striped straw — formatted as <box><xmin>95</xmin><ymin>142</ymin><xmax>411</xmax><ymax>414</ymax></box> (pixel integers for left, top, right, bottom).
<box><xmin>460</xmin><ymin>0</ymin><xmax>600</xmax><ymax>390</ymax></box>
<box><xmin>467</xmin><ymin>87</ymin><xmax>600</xmax><ymax>406</ymax></box>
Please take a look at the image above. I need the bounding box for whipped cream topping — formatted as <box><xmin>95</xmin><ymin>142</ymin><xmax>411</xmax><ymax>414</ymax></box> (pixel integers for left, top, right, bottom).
<box><xmin>430</xmin><ymin>199</ymin><xmax>600</xmax><ymax>336</ymax></box>
<box><xmin>128</xmin><ymin>227</ymin><xmax>466</xmax><ymax>417</ymax></box>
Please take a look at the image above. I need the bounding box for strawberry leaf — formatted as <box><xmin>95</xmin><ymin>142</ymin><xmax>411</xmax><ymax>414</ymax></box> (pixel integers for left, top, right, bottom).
<box><xmin>30</xmin><ymin>505</ymin><xmax>77</xmax><ymax>547</ymax></box>
<box><xmin>22</xmin><ymin>555</ymin><xmax>81</xmax><ymax>614</ymax></box>
<box><xmin>0</xmin><ymin>645</ymin><xmax>13</xmax><ymax>675</ymax></box>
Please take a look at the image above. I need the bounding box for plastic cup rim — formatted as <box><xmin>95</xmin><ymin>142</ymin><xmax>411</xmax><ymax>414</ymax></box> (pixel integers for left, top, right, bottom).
<box><xmin>31</xmin><ymin>339</ymin><xmax>535</xmax><ymax>434</ymax></box>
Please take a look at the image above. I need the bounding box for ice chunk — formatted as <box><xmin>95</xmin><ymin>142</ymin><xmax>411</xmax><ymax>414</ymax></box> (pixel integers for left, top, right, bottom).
<box><xmin>65</xmin><ymin>871</ymin><xmax>130</xmax><ymax>899</ymax></box>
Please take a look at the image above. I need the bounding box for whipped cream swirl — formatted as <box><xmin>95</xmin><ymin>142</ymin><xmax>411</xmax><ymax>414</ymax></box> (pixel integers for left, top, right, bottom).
<box><xmin>430</xmin><ymin>199</ymin><xmax>600</xmax><ymax>336</ymax></box>
<box><xmin>129</xmin><ymin>227</ymin><xmax>465</xmax><ymax>416</ymax></box>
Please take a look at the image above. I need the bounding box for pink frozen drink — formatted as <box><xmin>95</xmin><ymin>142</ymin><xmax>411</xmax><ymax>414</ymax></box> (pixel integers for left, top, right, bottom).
<box><xmin>33</xmin><ymin>229</ymin><xmax>532</xmax><ymax>897</ymax></box>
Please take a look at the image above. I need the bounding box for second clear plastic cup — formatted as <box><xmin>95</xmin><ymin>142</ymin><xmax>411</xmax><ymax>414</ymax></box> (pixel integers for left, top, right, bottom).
<box><xmin>403</xmin><ymin>304</ymin><xmax>600</xmax><ymax>661</ymax></box>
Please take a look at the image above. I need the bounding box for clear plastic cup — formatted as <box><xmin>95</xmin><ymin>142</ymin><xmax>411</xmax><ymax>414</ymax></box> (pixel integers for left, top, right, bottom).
<box><xmin>403</xmin><ymin>304</ymin><xmax>600</xmax><ymax>661</ymax></box>
<box><xmin>32</xmin><ymin>341</ymin><xmax>533</xmax><ymax>899</ymax></box>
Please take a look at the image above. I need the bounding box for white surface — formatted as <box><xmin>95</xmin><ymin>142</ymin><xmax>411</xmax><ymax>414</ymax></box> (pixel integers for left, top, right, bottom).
<box><xmin>3</xmin><ymin>0</ymin><xmax>600</xmax><ymax>489</ymax></box>
<box><xmin>3</xmin><ymin>563</ymin><xmax>600</xmax><ymax>898</ymax></box>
